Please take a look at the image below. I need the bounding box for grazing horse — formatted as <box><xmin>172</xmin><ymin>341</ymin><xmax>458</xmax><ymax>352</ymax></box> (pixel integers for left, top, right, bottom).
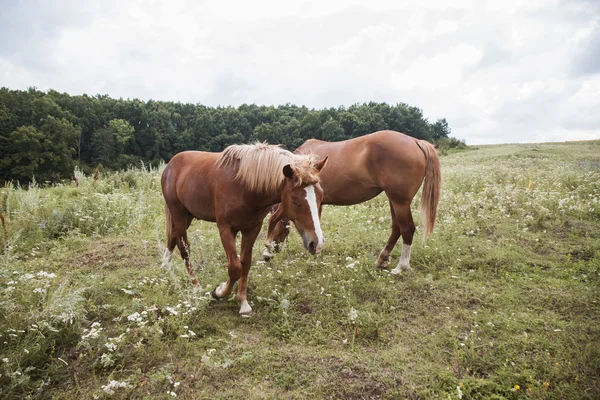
<box><xmin>264</xmin><ymin>130</ymin><xmax>441</xmax><ymax>275</ymax></box>
<box><xmin>161</xmin><ymin>143</ymin><xmax>328</xmax><ymax>314</ymax></box>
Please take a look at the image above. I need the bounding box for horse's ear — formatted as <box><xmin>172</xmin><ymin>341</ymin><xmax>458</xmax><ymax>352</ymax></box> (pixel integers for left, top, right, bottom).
<box><xmin>315</xmin><ymin>156</ymin><xmax>328</xmax><ymax>172</ymax></box>
<box><xmin>283</xmin><ymin>164</ymin><xmax>295</xmax><ymax>179</ymax></box>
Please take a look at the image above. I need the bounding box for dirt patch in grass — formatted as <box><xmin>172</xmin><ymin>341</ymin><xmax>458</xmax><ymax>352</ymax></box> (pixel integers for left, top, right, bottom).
<box><xmin>65</xmin><ymin>238</ymin><xmax>155</xmax><ymax>271</ymax></box>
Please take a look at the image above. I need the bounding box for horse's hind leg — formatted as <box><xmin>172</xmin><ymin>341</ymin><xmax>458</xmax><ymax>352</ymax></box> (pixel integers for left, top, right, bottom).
<box><xmin>376</xmin><ymin>198</ymin><xmax>401</xmax><ymax>269</ymax></box>
<box><xmin>170</xmin><ymin>210</ymin><xmax>199</xmax><ymax>287</ymax></box>
<box><xmin>389</xmin><ymin>200</ymin><xmax>416</xmax><ymax>275</ymax></box>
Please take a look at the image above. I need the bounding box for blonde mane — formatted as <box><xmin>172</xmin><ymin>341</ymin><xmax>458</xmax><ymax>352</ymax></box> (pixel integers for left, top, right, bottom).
<box><xmin>216</xmin><ymin>142</ymin><xmax>320</xmax><ymax>193</ymax></box>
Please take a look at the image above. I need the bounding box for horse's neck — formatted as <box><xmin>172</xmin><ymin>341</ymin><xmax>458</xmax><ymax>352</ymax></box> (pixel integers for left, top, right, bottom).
<box><xmin>255</xmin><ymin>187</ymin><xmax>284</xmax><ymax>210</ymax></box>
<box><xmin>242</xmin><ymin>181</ymin><xmax>287</xmax><ymax>212</ymax></box>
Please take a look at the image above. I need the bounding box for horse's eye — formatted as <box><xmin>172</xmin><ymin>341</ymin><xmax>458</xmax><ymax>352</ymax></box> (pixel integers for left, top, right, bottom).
<box><xmin>292</xmin><ymin>199</ymin><xmax>301</xmax><ymax>207</ymax></box>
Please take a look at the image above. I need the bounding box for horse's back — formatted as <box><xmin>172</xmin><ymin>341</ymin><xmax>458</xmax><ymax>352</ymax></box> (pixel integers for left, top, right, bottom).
<box><xmin>162</xmin><ymin>151</ymin><xmax>218</xmax><ymax>192</ymax></box>
<box><xmin>162</xmin><ymin>151</ymin><xmax>220</xmax><ymax>221</ymax></box>
<box><xmin>297</xmin><ymin>131</ymin><xmax>428</xmax><ymax>204</ymax></box>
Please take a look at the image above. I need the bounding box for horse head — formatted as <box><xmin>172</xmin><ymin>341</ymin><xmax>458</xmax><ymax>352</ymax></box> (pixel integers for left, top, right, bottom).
<box><xmin>279</xmin><ymin>156</ymin><xmax>328</xmax><ymax>255</ymax></box>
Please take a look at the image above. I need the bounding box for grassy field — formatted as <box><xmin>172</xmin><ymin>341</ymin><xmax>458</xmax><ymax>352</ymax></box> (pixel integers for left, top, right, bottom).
<box><xmin>1</xmin><ymin>141</ymin><xmax>599</xmax><ymax>399</ymax></box>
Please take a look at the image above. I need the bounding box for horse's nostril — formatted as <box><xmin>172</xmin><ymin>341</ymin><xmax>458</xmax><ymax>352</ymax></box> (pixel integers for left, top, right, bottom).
<box><xmin>308</xmin><ymin>241</ymin><xmax>316</xmax><ymax>253</ymax></box>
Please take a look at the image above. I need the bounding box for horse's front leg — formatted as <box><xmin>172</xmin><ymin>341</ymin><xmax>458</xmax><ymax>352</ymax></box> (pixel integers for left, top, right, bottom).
<box><xmin>211</xmin><ymin>226</ymin><xmax>241</xmax><ymax>300</ymax></box>
<box><xmin>236</xmin><ymin>224</ymin><xmax>262</xmax><ymax>315</ymax></box>
<box><xmin>263</xmin><ymin>204</ymin><xmax>285</xmax><ymax>261</ymax></box>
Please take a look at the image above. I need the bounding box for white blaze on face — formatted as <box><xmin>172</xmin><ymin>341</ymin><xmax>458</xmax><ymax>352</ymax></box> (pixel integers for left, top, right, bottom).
<box><xmin>304</xmin><ymin>185</ymin><xmax>324</xmax><ymax>251</ymax></box>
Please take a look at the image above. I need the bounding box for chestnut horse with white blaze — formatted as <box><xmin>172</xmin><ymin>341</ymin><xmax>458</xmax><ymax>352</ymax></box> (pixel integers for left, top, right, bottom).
<box><xmin>161</xmin><ymin>143</ymin><xmax>328</xmax><ymax>315</ymax></box>
<box><xmin>264</xmin><ymin>130</ymin><xmax>441</xmax><ymax>275</ymax></box>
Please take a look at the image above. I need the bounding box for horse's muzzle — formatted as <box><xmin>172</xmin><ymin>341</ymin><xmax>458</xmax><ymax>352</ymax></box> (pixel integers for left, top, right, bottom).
<box><xmin>308</xmin><ymin>241</ymin><xmax>317</xmax><ymax>255</ymax></box>
<box><xmin>304</xmin><ymin>235</ymin><xmax>323</xmax><ymax>255</ymax></box>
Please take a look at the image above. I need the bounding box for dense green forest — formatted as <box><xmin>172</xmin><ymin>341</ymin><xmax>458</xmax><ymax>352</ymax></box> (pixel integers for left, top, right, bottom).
<box><xmin>0</xmin><ymin>87</ymin><xmax>458</xmax><ymax>183</ymax></box>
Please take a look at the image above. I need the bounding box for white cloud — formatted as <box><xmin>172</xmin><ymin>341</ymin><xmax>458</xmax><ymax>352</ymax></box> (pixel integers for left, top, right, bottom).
<box><xmin>1</xmin><ymin>0</ymin><xmax>599</xmax><ymax>144</ymax></box>
<box><xmin>391</xmin><ymin>45</ymin><xmax>483</xmax><ymax>90</ymax></box>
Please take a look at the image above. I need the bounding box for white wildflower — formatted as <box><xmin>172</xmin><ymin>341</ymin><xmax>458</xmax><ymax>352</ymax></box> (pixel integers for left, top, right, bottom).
<box><xmin>127</xmin><ymin>312</ymin><xmax>142</xmax><ymax>322</ymax></box>
<box><xmin>100</xmin><ymin>353</ymin><xmax>115</xmax><ymax>368</ymax></box>
<box><xmin>279</xmin><ymin>298</ymin><xmax>290</xmax><ymax>309</ymax></box>
<box><xmin>457</xmin><ymin>385</ymin><xmax>463</xmax><ymax>399</ymax></box>
<box><xmin>348</xmin><ymin>307</ymin><xmax>358</xmax><ymax>324</ymax></box>
<box><xmin>165</xmin><ymin>307</ymin><xmax>179</xmax><ymax>316</ymax></box>
<box><xmin>81</xmin><ymin>325</ymin><xmax>103</xmax><ymax>340</ymax></box>
<box><xmin>37</xmin><ymin>271</ymin><xmax>56</xmax><ymax>279</ymax></box>
<box><xmin>101</xmin><ymin>380</ymin><xmax>127</xmax><ymax>395</ymax></box>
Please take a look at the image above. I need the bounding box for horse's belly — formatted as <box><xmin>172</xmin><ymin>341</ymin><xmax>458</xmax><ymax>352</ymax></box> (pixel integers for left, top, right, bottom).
<box><xmin>324</xmin><ymin>185</ymin><xmax>382</xmax><ymax>206</ymax></box>
<box><xmin>185</xmin><ymin>199</ymin><xmax>217</xmax><ymax>222</ymax></box>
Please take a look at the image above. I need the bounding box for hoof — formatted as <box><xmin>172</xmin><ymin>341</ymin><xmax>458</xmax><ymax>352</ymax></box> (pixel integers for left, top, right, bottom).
<box><xmin>376</xmin><ymin>261</ymin><xmax>389</xmax><ymax>270</ymax></box>
<box><xmin>391</xmin><ymin>265</ymin><xmax>412</xmax><ymax>276</ymax></box>
<box><xmin>263</xmin><ymin>251</ymin><xmax>273</xmax><ymax>262</ymax></box>
<box><xmin>210</xmin><ymin>288</ymin><xmax>220</xmax><ymax>299</ymax></box>
<box><xmin>239</xmin><ymin>300</ymin><xmax>252</xmax><ymax>315</ymax></box>
<box><xmin>375</xmin><ymin>253</ymin><xmax>390</xmax><ymax>270</ymax></box>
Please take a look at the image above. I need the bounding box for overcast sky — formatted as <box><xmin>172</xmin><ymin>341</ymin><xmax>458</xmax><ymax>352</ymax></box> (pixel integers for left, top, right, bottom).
<box><xmin>1</xmin><ymin>0</ymin><xmax>599</xmax><ymax>144</ymax></box>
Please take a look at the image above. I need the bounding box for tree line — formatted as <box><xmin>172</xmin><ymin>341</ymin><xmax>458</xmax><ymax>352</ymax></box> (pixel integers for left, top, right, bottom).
<box><xmin>0</xmin><ymin>87</ymin><xmax>458</xmax><ymax>184</ymax></box>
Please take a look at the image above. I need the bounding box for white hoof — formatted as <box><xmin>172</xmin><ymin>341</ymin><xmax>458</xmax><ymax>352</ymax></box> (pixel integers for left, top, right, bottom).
<box><xmin>263</xmin><ymin>248</ymin><xmax>273</xmax><ymax>261</ymax></box>
<box><xmin>391</xmin><ymin>264</ymin><xmax>411</xmax><ymax>275</ymax></box>
<box><xmin>239</xmin><ymin>300</ymin><xmax>252</xmax><ymax>315</ymax></box>
<box><xmin>215</xmin><ymin>282</ymin><xmax>227</xmax><ymax>298</ymax></box>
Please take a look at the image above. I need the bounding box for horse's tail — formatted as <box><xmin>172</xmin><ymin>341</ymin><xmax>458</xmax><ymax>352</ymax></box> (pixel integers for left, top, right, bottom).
<box><xmin>416</xmin><ymin>140</ymin><xmax>441</xmax><ymax>241</ymax></box>
<box><xmin>164</xmin><ymin>202</ymin><xmax>172</xmax><ymax>247</ymax></box>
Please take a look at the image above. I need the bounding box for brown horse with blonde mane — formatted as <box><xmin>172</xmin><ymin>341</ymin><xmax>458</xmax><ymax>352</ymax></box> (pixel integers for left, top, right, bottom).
<box><xmin>161</xmin><ymin>142</ymin><xmax>328</xmax><ymax>314</ymax></box>
<box><xmin>264</xmin><ymin>130</ymin><xmax>441</xmax><ymax>275</ymax></box>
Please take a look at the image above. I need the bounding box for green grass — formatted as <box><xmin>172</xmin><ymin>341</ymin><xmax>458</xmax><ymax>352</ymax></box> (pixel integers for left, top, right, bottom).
<box><xmin>1</xmin><ymin>140</ymin><xmax>599</xmax><ymax>399</ymax></box>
